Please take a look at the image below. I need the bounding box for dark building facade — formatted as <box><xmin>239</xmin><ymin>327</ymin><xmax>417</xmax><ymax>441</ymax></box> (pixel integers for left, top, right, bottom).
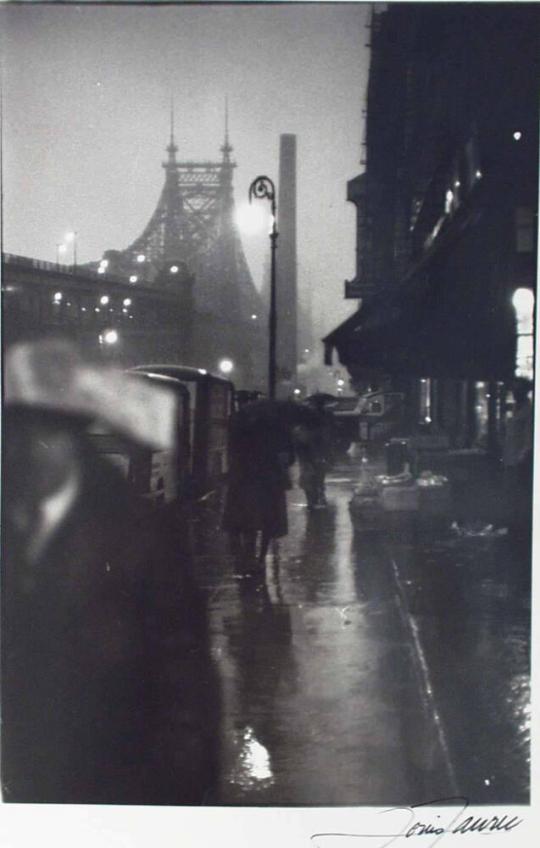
<box><xmin>325</xmin><ymin>3</ymin><xmax>539</xmax><ymax>456</ymax></box>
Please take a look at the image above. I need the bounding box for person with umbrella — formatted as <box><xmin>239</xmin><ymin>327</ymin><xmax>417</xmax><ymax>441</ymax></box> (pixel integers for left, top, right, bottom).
<box><xmin>222</xmin><ymin>400</ymin><xmax>301</xmax><ymax>566</ymax></box>
<box><xmin>294</xmin><ymin>396</ymin><xmax>336</xmax><ymax>510</ymax></box>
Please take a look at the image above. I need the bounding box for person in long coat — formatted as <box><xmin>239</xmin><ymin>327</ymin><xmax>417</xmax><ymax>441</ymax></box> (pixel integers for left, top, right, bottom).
<box><xmin>1</xmin><ymin>343</ymin><xmax>220</xmax><ymax>805</ymax></box>
<box><xmin>222</xmin><ymin>408</ymin><xmax>293</xmax><ymax>564</ymax></box>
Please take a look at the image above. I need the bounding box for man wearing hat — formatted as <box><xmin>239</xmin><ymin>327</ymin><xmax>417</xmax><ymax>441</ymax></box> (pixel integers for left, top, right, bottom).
<box><xmin>2</xmin><ymin>339</ymin><xmax>220</xmax><ymax>804</ymax></box>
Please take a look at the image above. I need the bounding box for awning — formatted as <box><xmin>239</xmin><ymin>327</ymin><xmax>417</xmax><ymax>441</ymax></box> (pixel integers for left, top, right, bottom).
<box><xmin>324</xmin><ymin>278</ymin><xmax>516</xmax><ymax>381</ymax></box>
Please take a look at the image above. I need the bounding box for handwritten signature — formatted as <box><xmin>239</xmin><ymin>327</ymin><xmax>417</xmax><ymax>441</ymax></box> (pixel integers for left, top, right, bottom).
<box><xmin>310</xmin><ymin>798</ymin><xmax>522</xmax><ymax>848</ymax></box>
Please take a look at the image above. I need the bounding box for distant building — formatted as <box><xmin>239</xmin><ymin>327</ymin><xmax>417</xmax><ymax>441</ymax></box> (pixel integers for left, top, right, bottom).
<box><xmin>325</xmin><ymin>3</ymin><xmax>539</xmax><ymax>455</ymax></box>
<box><xmin>275</xmin><ymin>133</ymin><xmax>298</xmax><ymax>393</ymax></box>
<box><xmin>2</xmin><ymin>253</ymin><xmax>191</xmax><ymax>366</ymax></box>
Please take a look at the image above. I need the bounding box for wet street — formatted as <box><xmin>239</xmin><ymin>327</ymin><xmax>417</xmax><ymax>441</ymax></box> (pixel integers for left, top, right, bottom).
<box><xmin>193</xmin><ymin>459</ymin><xmax>530</xmax><ymax>807</ymax></box>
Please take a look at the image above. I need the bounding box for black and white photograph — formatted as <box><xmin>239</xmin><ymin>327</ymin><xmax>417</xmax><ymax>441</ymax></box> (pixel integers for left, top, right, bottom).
<box><xmin>0</xmin><ymin>0</ymin><xmax>538</xmax><ymax>844</ymax></box>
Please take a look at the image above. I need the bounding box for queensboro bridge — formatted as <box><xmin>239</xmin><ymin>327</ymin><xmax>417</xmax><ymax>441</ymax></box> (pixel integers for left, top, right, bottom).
<box><xmin>93</xmin><ymin>112</ymin><xmax>265</xmax><ymax>387</ymax></box>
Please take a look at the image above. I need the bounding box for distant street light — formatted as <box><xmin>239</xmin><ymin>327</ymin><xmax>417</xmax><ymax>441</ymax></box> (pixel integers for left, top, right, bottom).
<box><xmin>249</xmin><ymin>175</ymin><xmax>278</xmax><ymax>399</ymax></box>
<box><xmin>218</xmin><ymin>358</ymin><xmax>234</xmax><ymax>376</ymax></box>
<box><xmin>103</xmin><ymin>329</ymin><xmax>119</xmax><ymax>345</ymax></box>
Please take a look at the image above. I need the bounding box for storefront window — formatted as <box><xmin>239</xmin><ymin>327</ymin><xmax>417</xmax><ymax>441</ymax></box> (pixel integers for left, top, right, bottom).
<box><xmin>512</xmin><ymin>287</ymin><xmax>535</xmax><ymax>380</ymax></box>
<box><xmin>475</xmin><ymin>382</ymin><xmax>489</xmax><ymax>445</ymax></box>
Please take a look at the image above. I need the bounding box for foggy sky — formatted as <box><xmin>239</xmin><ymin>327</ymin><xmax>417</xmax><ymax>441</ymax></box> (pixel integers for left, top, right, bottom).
<box><xmin>1</xmin><ymin>2</ymin><xmax>370</xmax><ymax>343</ymax></box>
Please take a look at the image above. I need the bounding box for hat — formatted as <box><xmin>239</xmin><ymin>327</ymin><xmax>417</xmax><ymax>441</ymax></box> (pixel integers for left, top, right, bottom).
<box><xmin>4</xmin><ymin>339</ymin><xmax>177</xmax><ymax>451</ymax></box>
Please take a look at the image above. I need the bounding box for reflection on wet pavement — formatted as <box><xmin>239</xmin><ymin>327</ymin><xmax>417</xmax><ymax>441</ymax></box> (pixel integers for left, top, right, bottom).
<box><xmin>194</xmin><ymin>462</ymin><xmax>530</xmax><ymax>805</ymax></box>
<box><xmin>379</xmin><ymin>509</ymin><xmax>531</xmax><ymax>803</ymax></box>
<box><xmin>196</xmin><ymin>466</ymin><xmax>429</xmax><ymax>805</ymax></box>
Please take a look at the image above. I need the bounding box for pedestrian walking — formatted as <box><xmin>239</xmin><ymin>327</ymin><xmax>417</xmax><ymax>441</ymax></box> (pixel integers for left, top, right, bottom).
<box><xmin>222</xmin><ymin>402</ymin><xmax>294</xmax><ymax>565</ymax></box>
<box><xmin>294</xmin><ymin>401</ymin><xmax>335</xmax><ymax>510</ymax></box>
<box><xmin>1</xmin><ymin>339</ymin><xmax>220</xmax><ymax>805</ymax></box>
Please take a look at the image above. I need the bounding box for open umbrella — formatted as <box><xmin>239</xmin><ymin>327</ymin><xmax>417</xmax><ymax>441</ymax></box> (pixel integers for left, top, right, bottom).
<box><xmin>305</xmin><ymin>392</ymin><xmax>338</xmax><ymax>409</ymax></box>
<box><xmin>238</xmin><ymin>398</ymin><xmax>320</xmax><ymax>431</ymax></box>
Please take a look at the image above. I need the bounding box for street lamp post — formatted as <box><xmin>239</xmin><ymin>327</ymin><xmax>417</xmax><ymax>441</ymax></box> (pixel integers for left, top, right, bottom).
<box><xmin>249</xmin><ymin>175</ymin><xmax>278</xmax><ymax>399</ymax></box>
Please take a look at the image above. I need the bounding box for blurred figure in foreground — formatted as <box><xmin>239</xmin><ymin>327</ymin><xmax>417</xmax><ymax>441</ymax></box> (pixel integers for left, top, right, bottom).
<box><xmin>1</xmin><ymin>339</ymin><xmax>220</xmax><ymax>805</ymax></box>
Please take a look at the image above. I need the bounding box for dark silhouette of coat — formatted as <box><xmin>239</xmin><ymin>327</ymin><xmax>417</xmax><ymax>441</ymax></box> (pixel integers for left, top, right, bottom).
<box><xmin>1</xmin><ymin>441</ymin><xmax>220</xmax><ymax>805</ymax></box>
<box><xmin>222</xmin><ymin>414</ymin><xmax>291</xmax><ymax>539</ymax></box>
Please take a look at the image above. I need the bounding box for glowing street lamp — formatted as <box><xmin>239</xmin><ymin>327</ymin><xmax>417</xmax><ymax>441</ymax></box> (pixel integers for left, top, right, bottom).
<box><xmin>218</xmin><ymin>358</ymin><xmax>234</xmax><ymax>376</ymax></box>
<box><xmin>236</xmin><ymin>202</ymin><xmax>268</xmax><ymax>235</ymax></box>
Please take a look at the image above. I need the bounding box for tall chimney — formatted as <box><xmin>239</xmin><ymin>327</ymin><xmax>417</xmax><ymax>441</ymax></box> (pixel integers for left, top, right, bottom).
<box><xmin>276</xmin><ymin>134</ymin><xmax>298</xmax><ymax>391</ymax></box>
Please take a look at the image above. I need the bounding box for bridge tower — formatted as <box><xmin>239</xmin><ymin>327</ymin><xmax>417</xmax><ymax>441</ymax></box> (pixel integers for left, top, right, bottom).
<box><xmin>93</xmin><ymin>107</ymin><xmax>264</xmax><ymax>385</ymax></box>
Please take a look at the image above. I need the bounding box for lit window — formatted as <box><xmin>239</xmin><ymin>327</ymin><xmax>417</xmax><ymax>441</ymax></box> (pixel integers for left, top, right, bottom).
<box><xmin>475</xmin><ymin>382</ymin><xmax>489</xmax><ymax>442</ymax></box>
<box><xmin>513</xmin><ymin>288</ymin><xmax>535</xmax><ymax>380</ymax></box>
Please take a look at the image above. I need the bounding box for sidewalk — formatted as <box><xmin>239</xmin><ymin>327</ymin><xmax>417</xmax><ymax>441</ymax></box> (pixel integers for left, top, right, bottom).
<box><xmin>190</xmin><ymin>454</ymin><xmax>530</xmax><ymax>805</ymax></box>
<box><xmin>193</xmin><ymin>463</ymin><xmax>453</xmax><ymax>805</ymax></box>
<box><xmin>352</xmin><ymin>451</ymin><xmax>531</xmax><ymax>804</ymax></box>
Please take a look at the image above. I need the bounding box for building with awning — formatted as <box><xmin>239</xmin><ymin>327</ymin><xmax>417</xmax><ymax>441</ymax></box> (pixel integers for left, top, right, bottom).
<box><xmin>324</xmin><ymin>3</ymin><xmax>538</xmax><ymax>455</ymax></box>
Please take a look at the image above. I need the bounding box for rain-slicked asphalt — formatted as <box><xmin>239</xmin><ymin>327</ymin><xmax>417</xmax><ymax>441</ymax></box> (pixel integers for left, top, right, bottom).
<box><xmin>193</xmin><ymin>459</ymin><xmax>530</xmax><ymax>806</ymax></box>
